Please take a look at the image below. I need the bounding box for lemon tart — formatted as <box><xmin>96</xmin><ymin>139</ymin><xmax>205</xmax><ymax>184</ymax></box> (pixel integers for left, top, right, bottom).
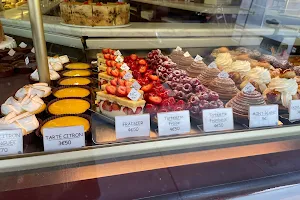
<box><xmin>41</xmin><ymin>116</ymin><xmax>90</xmax><ymax>134</ymax></box>
<box><xmin>54</xmin><ymin>87</ymin><xmax>91</xmax><ymax>98</ymax></box>
<box><xmin>65</xmin><ymin>63</ymin><xmax>91</xmax><ymax>70</ymax></box>
<box><xmin>59</xmin><ymin>77</ymin><xmax>91</xmax><ymax>86</ymax></box>
<box><xmin>48</xmin><ymin>99</ymin><xmax>90</xmax><ymax>115</ymax></box>
<box><xmin>63</xmin><ymin>70</ymin><xmax>91</xmax><ymax>77</ymax></box>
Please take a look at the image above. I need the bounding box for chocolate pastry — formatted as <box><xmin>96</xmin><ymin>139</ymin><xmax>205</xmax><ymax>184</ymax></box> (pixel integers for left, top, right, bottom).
<box><xmin>0</xmin><ymin>52</ymin><xmax>24</xmax><ymax>63</ymax></box>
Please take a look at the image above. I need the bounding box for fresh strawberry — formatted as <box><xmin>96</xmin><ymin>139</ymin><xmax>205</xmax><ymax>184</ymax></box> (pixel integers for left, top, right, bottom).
<box><xmin>116</xmin><ymin>62</ymin><xmax>123</xmax><ymax>69</ymax></box>
<box><xmin>125</xmin><ymin>81</ymin><xmax>133</xmax><ymax>87</ymax></box>
<box><xmin>130</xmin><ymin>54</ymin><xmax>137</xmax><ymax>61</ymax></box>
<box><xmin>173</xmin><ymin>106</ymin><xmax>183</xmax><ymax>111</ymax></box>
<box><xmin>139</xmin><ymin>66</ymin><xmax>147</xmax><ymax>73</ymax></box>
<box><xmin>119</xmin><ymin>70</ymin><xmax>126</xmax><ymax>78</ymax></box>
<box><xmin>108</xmin><ymin>49</ymin><xmax>115</xmax><ymax>54</ymax></box>
<box><xmin>159</xmin><ymin>91</ymin><xmax>169</xmax><ymax>99</ymax></box>
<box><xmin>123</xmin><ymin>107</ymin><xmax>128</xmax><ymax>114</ymax></box>
<box><xmin>117</xmin><ymin>78</ymin><xmax>125</xmax><ymax>86</ymax></box>
<box><xmin>161</xmin><ymin>98</ymin><xmax>170</xmax><ymax>108</ymax></box>
<box><xmin>111</xmin><ymin>61</ymin><xmax>117</xmax><ymax>67</ymax></box>
<box><xmin>106</xmin><ymin>60</ymin><xmax>112</xmax><ymax>67</ymax></box>
<box><xmin>149</xmin><ymin>96</ymin><xmax>162</xmax><ymax>105</ymax></box>
<box><xmin>138</xmin><ymin>59</ymin><xmax>146</xmax><ymax>65</ymax></box>
<box><xmin>111</xmin><ymin>103</ymin><xmax>120</xmax><ymax>111</ymax></box>
<box><xmin>111</xmin><ymin>68</ymin><xmax>120</xmax><ymax>77</ymax></box>
<box><xmin>104</xmin><ymin>54</ymin><xmax>110</xmax><ymax>59</ymax></box>
<box><xmin>152</xmin><ymin>80</ymin><xmax>161</xmax><ymax>87</ymax></box>
<box><xmin>135</xmin><ymin>107</ymin><xmax>143</xmax><ymax>114</ymax></box>
<box><xmin>132</xmin><ymin>71</ymin><xmax>141</xmax><ymax>79</ymax></box>
<box><xmin>158</xmin><ymin>108</ymin><xmax>168</xmax><ymax>113</ymax></box>
<box><xmin>149</xmin><ymin>75</ymin><xmax>159</xmax><ymax>81</ymax></box>
<box><xmin>176</xmin><ymin>100</ymin><xmax>185</xmax><ymax>110</ymax></box>
<box><xmin>106</xmin><ymin>85</ymin><xmax>116</xmax><ymax>95</ymax></box>
<box><xmin>145</xmin><ymin>104</ymin><xmax>157</xmax><ymax>114</ymax></box>
<box><xmin>168</xmin><ymin>97</ymin><xmax>176</xmax><ymax>105</ymax></box>
<box><xmin>116</xmin><ymin>86</ymin><xmax>127</xmax><ymax>97</ymax></box>
<box><xmin>102</xmin><ymin>101</ymin><xmax>112</xmax><ymax>111</ymax></box>
<box><xmin>109</xmin><ymin>54</ymin><xmax>114</xmax><ymax>60</ymax></box>
<box><xmin>127</xmin><ymin>108</ymin><xmax>134</xmax><ymax>115</ymax></box>
<box><xmin>110</xmin><ymin>78</ymin><xmax>118</xmax><ymax>86</ymax></box>
<box><xmin>141</xmin><ymin>83</ymin><xmax>153</xmax><ymax>93</ymax></box>
<box><xmin>106</xmin><ymin>67</ymin><xmax>112</xmax><ymax>75</ymax></box>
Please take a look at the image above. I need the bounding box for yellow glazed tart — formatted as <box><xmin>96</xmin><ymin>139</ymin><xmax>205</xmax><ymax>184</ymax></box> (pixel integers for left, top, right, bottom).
<box><xmin>63</xmin><ymin>70</ymin><xmax>91</xmax><ymax>77</ymax></box>
<box><xmin>59</xmin><ymin>77</ymin><xmax>91</xmax><ymax>86</ymax></box>
<box><xmin>54</xmin><ymin>87</ymin><xmax>90</xmax><ymax>98</ymax></box>
<box><xmin>41</xmin><ymin>116</ymin><xmax>90</xmax><ymax>134</ymax></box>
<box><xmin>48</xmin><ymin>99</ymin><xmax>90</xmax><ymax>115</ymax></box>
<box><xmin>65</xmin><ymin>63</ymin><xmax>91</xmax><ymax>70</ymax></box>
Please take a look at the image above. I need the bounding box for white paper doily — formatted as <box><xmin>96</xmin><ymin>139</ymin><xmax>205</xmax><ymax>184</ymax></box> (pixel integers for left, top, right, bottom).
<box><xmin>0</xmin><ymin>35</ymin><xmax>17</xmax><ymax>50</ymax></box>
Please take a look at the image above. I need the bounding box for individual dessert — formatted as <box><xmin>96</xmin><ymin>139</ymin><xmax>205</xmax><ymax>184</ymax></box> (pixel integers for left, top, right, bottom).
<box><xmin>25</xmin><ymin>52</ymin><xmax>36</xmax><ymax>62</ymax></box>
<box><xmin>197</xmin><ymin>67</ymin><xmax>220</xmax><ymax>86</ymax></box>
<box><xmin>0</xmin><ymin>52</ymin><xmax>24</xmax><ymax>63</ymax></box>
<box><xmin>263</xmin><ymin>77</ymin><xmax>298</xmax><ymax>108</ymax></box>
<box><xmin>215</xmin><ymin>47</ymin><xmax>233</xmax><ymax>70</ymax></box>
<box><xmin>60</xmin><ymin>1</ymin><xmax>130</xmax><ymax>26</ymax></box>
<box><xmin>186</xmin><ymin>59</ymin><xmax>207</xmax><ymax>78</ymax></box>
<box><xmin>30</xmin><ymin>69</ymin><xmax>60</xmax><ymax>82</ymax></box>
<box><xmin>15</xmin><ymin>83</ymin><xmax>52</xmax><ymax>100</ymax></box>
<box><xmin>178</xmin><ymin>52</ymin><xmax>194</xmax><ymax>70</ymax></box>
<box><xmin>209</xmin><ymin>77</ymin><xmax>239</xmax><ymax>100</ymax></box>
<box><xmin>48</xmin><ymin>55</ymin><xmax>69</xmax><ymax>71</ymax></box>
<box><xmin>0</xmin><ymin>63</ymin><xmax>14</xmax><ymax>77</ymax></box>
<box><xmin>225</xmin><ymin>57</ymin><xmax>251</xmax><ymax>77</ymax></box>
<box><xmin>169</xmin><ymin>47</ymin><xmax>184</xmax><ymax>65</ymax></box>
<box><xmin>14</xmin><ymin>46</ymin><xmax>32</xmax><ymax>54</ymax></box>
<box><xmin>53</xmin><ymin>87</ymin><xmax>91</xmax><ymax>98</ymax></box>
<box><xmin>40</xmin><ymin>115</ymin><xmax>90</xmax><ymax>134</ymax></box>
<box><xmin>0</xmin><ymin>112</ymin><xmax>39</xmax><ymax>136</ymax></box>
<box><xmin>13</xmin><ymin>60</ymin><xmax>36</xmax><ymax>73</ymax></box>
<box><xmin>65</xmin><ymin>63</ymin><xmax>91</xmax><ymax>70</ymax></box>
<box><xmin>58</xmin><ymin>77</ymin><xmax>92</xmax><ymax>86</ymax></box>
<box><xmin>279</xmin><ymin>69</ymin><xmax>296</xmax><ymax>79</ymax></box>
<box><xmin>48</xmin><ymin>99</ymin><xmax>90</xmax><ymax>115</ymax></box>
<box><xmin>62</xmin><ymin>69</ymin><xmax>92</xmax><ymax>77</ymax></box>
<box><xmin>226</xmin><ymin>90</ymin><xmax>266</xmax><ymax>118</ymax></box>
<box><xmin>241</xmin><ymin>67</ymin><xmax>271</xmax><ymax>93</ymax></box>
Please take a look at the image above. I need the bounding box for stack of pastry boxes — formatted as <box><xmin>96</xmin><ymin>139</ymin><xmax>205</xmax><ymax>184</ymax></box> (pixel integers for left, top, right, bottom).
<box><xmin>96</xmin><ymin>49</ymin><xmax>146</xmax><ymax>117</ymax></box>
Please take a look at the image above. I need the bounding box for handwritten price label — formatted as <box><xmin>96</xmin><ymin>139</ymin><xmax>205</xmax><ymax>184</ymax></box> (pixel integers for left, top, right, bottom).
<box><xmin>127</xmin><ymin>88</ymin><xmax>141</xmax><ymax>101</ymax></box>
<box><xmin>242</xmin><ymin>82</ymin><xmax>255</xmax><ymax>93</ymax></box>
<box><xmin>114</xmin><ymin>50</ymin><xmax>122</xmax><ymax>56</ymax></box>
<box><xmin>115</xmin><ymin>55</ymin><xmax>124</xmax><ymax>63</ymax></box>
<box><xmin>194</xmin><ymin>54</ymin><xmax>203</xmax><ymax>62</ymax></box>
<box><xmin>208</xmin><ymin>61</ymin><xmax>218</xmax><ymax>68</ymax></box>
<box><xmin>43</xmin><ymin>126</ymin><xmax>85</xmax><ymax>152</ymax></box>
<box><xmin>19</xmin><ymin>42</ymin><xmax>27</xmax><ymax>48</ymax></box>
<box><xmin>175</xmin><ymin>46</ymin><xmax>182</xmax><ymax>51</ymax></box>
<box><xmin>123</xmin><ymin>72</ymin><xmax>133</xmax><ymax>80</ymax></box>
<box><xmin>183</xmin><ymin>51</ymin><xmax>191</xmax><ymax>57</ymax></box>
<box><xmin>115</xmin><ymin>114</ymin><xmax>150</xmax><ymax>139</ymax></box>
<box><xmin>132</xmin><ymin>81</ymin><xmax>141</xmax><ymax>90</ymax></box>
<box><xmin>120</xmin><ymin>63</ymin><xmax>130</xmax><ymax>71</ymax></box>
<box><xmin>8</xmin><ymin>49</ymin><xmax>16</xmax><ymax>57</ymax></box>
<box><xmin>202</xmin><ymin>108</ymin><xmax>234</xmax><ymax>132</ymax></box>
<box><xmin>249</xmin><ymin>105</ymin><xmax>278</xmax><ymax>128</ymax></box>
<box><xmin>0</xmin><ymin>129</ymin><xmax>23</xmax><ymax>156</ymax></box>
<box><xmin>289</xmin><ymin>100</ymin><xmax>300</xmax><ymax>121</ymax></box>
<box><xmin>218</xmin><ymin>71</ymin><xmax>229</xmax><ymax>78</ymax></box>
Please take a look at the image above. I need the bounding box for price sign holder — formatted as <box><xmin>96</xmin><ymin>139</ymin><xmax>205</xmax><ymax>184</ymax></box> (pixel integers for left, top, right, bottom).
<box><xmin>289</xmin><ymin>100</ymin><xmax>300</xmax><ymax>122</ymax></box>
<box><xmin>0</xmin><ymin>129</ymin><xmax>23</xmax><ymax>156</ymax></box>
<box><xmin>249</xmin><ymin>105</ymin><xmax>278</xmax><ymax>128</ymax></box>
<box><xmin>115</xmin><ymin>114</ymin><xmax>150</xmax><ymax>139</ymax></box>
<box><xmin>202</xmin><ymin>108</ymin><xmax>234</xmax><ymax>133</ymax></box>
<box><xmin>43</xmin><ymin>126</ymin><xmax>85</xmax><ymax>152</ymax></box>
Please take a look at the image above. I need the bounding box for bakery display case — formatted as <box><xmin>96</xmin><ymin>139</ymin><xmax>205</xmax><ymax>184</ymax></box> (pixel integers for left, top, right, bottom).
<box><xmin>0</xmin><ymin>0</ymin><xmax>300</xmax><ymax>199</ymax></box>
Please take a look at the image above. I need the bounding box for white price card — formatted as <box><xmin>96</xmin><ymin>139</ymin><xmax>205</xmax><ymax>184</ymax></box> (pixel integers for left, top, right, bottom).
<box><xmin>0</xmin><ymin>129</ymin><xmax>23</xmax><ymax>156</ymax></box>
<box><xmin>132</xmin><ymin>81</ymin><xmax>141</xmax><ymax>90</ymax></box>
<box><xmin>175</xmin><ymin>46</ymin><xmax>182</xmax><ymax>51</ymax></box>
<box><xmin>242</xmin><ymin>82</ymin><xmax>255</xmax><ymax>93</ymax></box>
<box><xmin>123</xmin><ymin>71</ymin><xmax>133</xmax><ymax>80</ymax></box>
<box><xmin>19</xmin><ymin>42</ymin><xmax>27</xmax><ymax>48</ymax></box>
<box><xmin>218</xmin><ymin>71</ymin><xmax>229</xmax><ymax>78</ymax></box>
<box><xmin>120</xmin><ymin>63</ymin><xmax>130</xmax><ymax>71</ymax></box>
<box><xmin>31</xmin><ymin>47</ymin><xmax>35</xmax><ymax>53</ymax></box>
<box><xmin>289</xmin><ymin>100</ymin><xmax>300</xmax><ymax>121</ymax></box>
<box><xmin>115</xmin><ymin>114</ymin><xmax>150</xmax><ymax>139</ymax></box>
<box><xmin>43</xmin><ymin>126</ymin><xmax>85</xmax><ymax>152</ymax></box>
<box><xmin>194</xmin><ymin>54</ymin><xmax>203</xmax><ymax>62</ymax></box>
<box><xmin>157</xmin><ymin>110</ymin><xmax>191</xmax><ymax>136</ymax></box>
<box><xmin>114</xmin><ymin>50</ymin><xmax>122</xmax><ymax>56</ymax></box>
<box><xmin>249</xmin><ymin>105</ymin><xmax>278</xmax><ymax>128</ymax></box>
<box><xmin>183</xmin><ymin>51</ymin><xmax>191</xmax><ymax>57</ymax></box>
<box><xmin>127</xmin><ymin>88</ymin><xmax>141</xmax><ymax>101</ymax></box>
<box><xmin>8</xmin><ymin>49</ymin><xmax>16</xmax><ymax>56</ymax></box>
<box><xmin>115</xmin><ymin>55</ymin><xmax>124</xmax><ymax>63</ymax></box>
<box><xmin>208</xmin><ymin>61</ymin><xmax>217</xmax><ymax>68</ymax></box>
<box><xmin>25</xmin><ymin>57</ymin><xmax>29</xmax><ymax>65</ymax></box>
<box><xmin>202</xmin><ymin>108</ymin><xmax>234</xmax><ymax>132</ymax></box>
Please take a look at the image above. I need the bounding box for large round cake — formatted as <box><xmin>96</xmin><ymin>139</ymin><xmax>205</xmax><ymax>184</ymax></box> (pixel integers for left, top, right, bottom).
<box><xmin>60</xmin><ymin>1</ymin><xmax>130</xmax><ymax>26</ymax></box>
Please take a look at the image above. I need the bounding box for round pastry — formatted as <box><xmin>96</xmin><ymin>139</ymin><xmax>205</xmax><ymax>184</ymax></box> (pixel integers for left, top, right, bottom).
<box><xmin>209</xmin><ymin>77</ymin><xmax>239</xmax><ymax>100</ymax></box>
<box><xmin>13</xmin><ymin>61</ymin><xmax>37</xmax><ymax>74</ymax></box>
<box><xmin>249</xmin><ymin>50</ymin><xmax>261</xmax><ymax>60</ymax></box>
<box><xmin>53</xmin><ymin>87</ymin><xmax>91</xmax><ymax>98</ymax></box>
<box><xmin>197</xmin><ymin>67</ymin><xmax>220</xmax><ymax>86</ymax></box>
<box><xmin>178</xmin><ymin>55</ymin><xmax>194</xmax><ymax>70</ymax></box>
<box><xmin>0</xmin><ymin>52</ymin><xmax>24</xmax><ymax>63</ymax></box>
<box><xmin>279</xmin><ymin>69</ymin><xmax>296</xmax><ymax>79</ymax></box>
<box><xmin>215</xmin><ymin>52</ymin><xmax>232</xmax><ymax>70</ymax></box>
<box><xmin>169</xmin><ymin>49</ymin><xmax>184</xmax><ymax>65</ymax></box>
<box><xmin>219</xmin><ymin>47</ymin><xmax>230</xmax><ymax>53</ymax></box>
<box><xmin>47</xmin><ymin>98</ymin><xmax>91</xmax><ymax>115</ymax></box>
<box><xmin>13</xmin><ymin>47</ymin><xmax>32</xmax><ymax>54</ymax></box>
<box><xmin>236</xmin><ymin>54</ymin><xmax>249</xmax><ymax>61</ymax></box>
<box><xmin>186</xmin><ymin>60</ymin><xmax>207</xmax><ymax>77</ymax></box>
<box><xmin>242</xmin><ymin>67</ymin><xmax>271</xmax><ymax>92</ymax></box>
<box><xmin>228</xmin><ymin>72</ymin><xmax>242</xmax><ymax>84</ymax></box>
<box><xmin>259</xmin><ymin>54</ymin><xmax>277</xmax><ymax>63</ymax></box>
<box><xmin>65</xmin><ymin>63</ymin><xmax>91</xmax><ymax>70</ymax></box>
<box><xmin>40</xmin><ymin>115</ymin><xmax>90</xmax><ymax>134</ymax></box>
<box><xmin>255</xmin><ymin>61</ymin><xmax>272</xmax><ymax>69</ymax></box>
<box><xmin>62</xmin><ymin>70</ymin><xmax>92</xmax><ymax>77</ymax></box>
<box><xmin>58</xmin><ymin>77</ymin><xmax>92</xmax><ymax>86</ymax></box>
<box><xmin>225</xmin><ymin>59</ymin><xmax>251</xmax><ymax>77</ymax></box>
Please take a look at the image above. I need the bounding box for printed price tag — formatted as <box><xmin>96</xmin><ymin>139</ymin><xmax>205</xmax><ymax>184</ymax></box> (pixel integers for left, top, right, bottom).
<box><xmin>43</xmin><ymin>126</ymin><xmax>85</xmax><ymax>152</ymax></box>
<box><xmin>31</xmin><ymin>47</ymin><xmax>35</xmax><ymax>53</ymax></box>
<box><xmin>120</xmin><ymin>63</ymin><xmax>130</xmax><ymax>71</ymax></box>
<box><xmin>8</xmin><ymin>49</ymin><xmax>16</xmax><ymax>56</ymax></box>
<box><xmin>202</xmin><ymin>108</ymin><xmax>234</xmax><ymax>132</ymax></box>
<box><xmin>194</xmin><ymin>54</ymin><xmax>203</xmax><ymax>62</ymax></box>
<box><xmin>183</xmin><ymin>51</ymin><xmax>191</xmax><ymax>57</ymax></box>
<box><xmin>123</xmin><ymin>71</ymin><xmax>133</xmax><ymax>80</ymax></box>
<box><xmin>0</xmin><ymin>129</ymin><xmax>23</xmax><ymax>156</ymax></box>
<box><xmin>157</xmin><ymin>110</ymin><xmax>191</xmax><ymax>136</ymax></box>
<box><xmin>19</xmin><ymin>42</ymin><xmax>27</xmax><ymax>48</ymax></box>
<box><xmin>249</xmin><ymin>105</ymin><xmax>278</xmax><ymax>128</ymax></box>
<box><xmin>175</xmin><ymin>46</ymin><xmax>182</xmax><ymax>51</ymax></box>
<box><xmin>115</xmin><ymin>114</ymin><xmax>150</xmax><ymax>139</ymax></box>
<box><xmin>242</xmin><ymin>82</ymin><xmax>255</xmax><ymax>93</ymax></box>
<box><xmin>127</xmin><ymin>88</ymin><xmax>141</xmax><ymax>101</ymax></box>
<box><xmin>25</xmin><ymin>57</ymin><xmax>29</xmax><ymax>65</ymax></box>
<box><xmin>132</xmin><ymin>81</ymin><xmax>141</xmax><ymax>90</ymax></box>
<box><xmin>289</xmin><ymin>100</ymin><xmax>300</xmax><ymax>121</ymax></box>
<box><xmin>208</xmin><ymin>61</ymin><xmax>217</xmax><ymax>68</ymax></box>
<box><xmin>114</xmin><ymin>50</ymin><xmax>122</xmax><ymax>56</ymax></box>
<box><xmin>218</xmin><ymin>71</ymin><xmax>229</xmax><ymax>78</ymax></box>
<box><xmin>115</xmin><ymin>55</ymin><xmax>124</xmax><ymax>63</ymax></box>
